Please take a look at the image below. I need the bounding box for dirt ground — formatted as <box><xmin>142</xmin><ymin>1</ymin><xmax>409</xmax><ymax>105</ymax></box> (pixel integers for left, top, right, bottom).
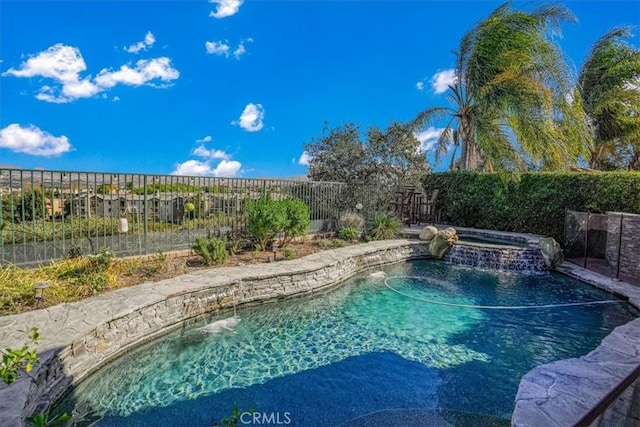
<box><xmin>117</xmin><ymin>239</ymin><xmax>339</xmax><ymax>287</ymax></box>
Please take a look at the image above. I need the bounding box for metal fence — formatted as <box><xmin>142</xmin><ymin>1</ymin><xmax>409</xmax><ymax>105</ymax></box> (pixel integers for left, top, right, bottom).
<box><xmin>564</xmin><ymin>210</ymin><xmax>640</xmax><ymax>286</ymax></box>
<box><xmin>0</xmin><ymin>168</ymin><xmax>350</xmax><ymax>266</ymax></box>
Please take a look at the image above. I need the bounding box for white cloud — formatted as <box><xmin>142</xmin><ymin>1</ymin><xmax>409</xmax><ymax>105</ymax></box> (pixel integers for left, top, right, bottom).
<box><xmin>233</xmin><ymin>43</ymin><xmax>246</xmax><ymax>59</ymax></box>
<box><xmin>33</xmin><ymin>80</ymin><xmax>101</xmax><ymax>103</ymax></box>
<box><xmin>232</xmin><ymin>103</ymin><xmax>265</xmax><ymax>132</ymax></box>
<box><xmin>414</xmin><ymin>127</ymin><xmax>444</xmax><ymax>152</ymax></box>
<box><xmin>2</xmin><ymin>44</ymin><xmax>102</xmax><ymax>103</ymax></box>
<box><xmin>2</xmin><ymin>44</ymin><xmax>179</xmax><ymax>103</ymax></box>
<box><xmin>35</xmin><ymin>87</ymin><xmax>69</xmax><ymax>104</ymax></box>
<box><xmin>113</xmin><ymin>96</ymin><xmax>120</xmax><ymax>102</ymax></box>
<box><xmin>145</xmin><ymin>32</ymin><xmax>155</xmax><ymax>46</ymax></box>
<box><xmin>125</xmin><ymin>31</ymin><xmax>156</xmax><ymax>54</ymax></box>
<box><xmin>416</xmin><ymin>81</ymin><xmax>424</xmax><ymax>91</ymax></box>
<box><xmin>61</xmin><ymin>78</ymin><xmax>102</xmax><ymax>98</ymax></box>
<box><xmin>193</xmin><ymin>145</ymin><xmax>230</xmax><ymax>160</ymax></box>
<box><xmin>205</xmin><ymin>41</ymin><xmax>231</xmax><ymax>57</ymax></box>
<box><xmin>3</xmin><ymin>44</ymin><xmax>86</xmax><ymax>83</ymax></box>
<box><xmin>233</xmin><ymin>39</ymin><xmax>253</xmax><ymax>59</ymax></box>
<box><xmin>213</xmin><ymin>160</ymin><xmax>242</xmax><ymax>177</ymax></box>
<box><xmin>298</xmin><ymin>151</ymin><xmax>311</xmax><ymax>166</ymax></box>
<box><xmin>172</xmin><ymin>160</ymin><xmax>215</xmax><ymax>176</ymax></box>
<box><xmin>0</xmin><ymin>123</ymin><xmax>72</xmax><ymax>157</ymax></box>
<box><xmin>173</xmin><ymin>134</ymin><xmax>242</xmax><ymax>176</ymax></box>
<box><xmin>431</xmin><ymin>69</ymin><xmax>457</xmax><ymax>94</ymax></box>
<box><xmin>94</xmin><ymin>57</ymin><xmax>179</xmax><ymax>88</ymax></box>
<box><xmin>206</xmin><ymin>39</ymin><xmax>250</xmax><ymax>59</ymax></box>
<box><xmin>209</xmin><ymin>0</ymin><xmax>243</xmax><ymax>18</ymax></box>
<box><xmin>192</xmin><ymin>135</ymin><xmax>230</xmax><ymax>160</ymax></box>
<box><xmin>196</xmin><ymin>135</ymin><xmax>212</xmax><ymax>143</ymax></box>
<box><xmin>172</xmin><ymin>159</ymin><xmax>241</xmax><ymax>177</ymax></box>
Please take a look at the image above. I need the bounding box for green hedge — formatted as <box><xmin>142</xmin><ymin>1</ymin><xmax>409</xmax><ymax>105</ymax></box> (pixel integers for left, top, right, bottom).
<box><xmin>422</xmin><ymin>172</ymin><xmax>640</xmax><ymax>242</ymax></box>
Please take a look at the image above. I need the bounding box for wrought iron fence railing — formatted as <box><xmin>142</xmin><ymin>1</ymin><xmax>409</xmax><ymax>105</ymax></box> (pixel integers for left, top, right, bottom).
<box><xmin>0</xmin><ymin>169</ymin><xmax>349</xmax><ymax>266</ymax></box>
<box><xmin>572</xmin><ymin>363</ymin><xmax>640</xmax><ymax>426</ymax></box>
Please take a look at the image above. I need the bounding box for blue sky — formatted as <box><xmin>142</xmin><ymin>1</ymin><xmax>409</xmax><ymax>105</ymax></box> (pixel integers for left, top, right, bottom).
<box><xmin>1</xmin><ymin>1</ymin><xmax>639</xmax><ymax>178</ymax></box>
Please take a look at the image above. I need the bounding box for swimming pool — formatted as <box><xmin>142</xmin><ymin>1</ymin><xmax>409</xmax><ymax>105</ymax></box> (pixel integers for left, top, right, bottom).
<box><xmin>55</xmin><ymin>259</ymin><xmax>635</xmax><ymax>426</ymax></box>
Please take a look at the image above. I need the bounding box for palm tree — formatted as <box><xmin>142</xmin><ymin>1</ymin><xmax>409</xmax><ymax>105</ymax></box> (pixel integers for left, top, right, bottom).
<box><xmin>577</xmin><ymin>27</ymin><xmax>640</xmax><ymax>170</ymax></box>
<box><xmin>414</xmin><ymin>2</ymin><xmax>589</xmax><ymax>171</ymax></box>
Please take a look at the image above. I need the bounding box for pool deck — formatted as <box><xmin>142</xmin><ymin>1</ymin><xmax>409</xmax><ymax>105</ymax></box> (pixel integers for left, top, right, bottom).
<box><xmin>1</xmin><ymin>228</ymin><xmax>640</xmax><ymax>426</ymax></box>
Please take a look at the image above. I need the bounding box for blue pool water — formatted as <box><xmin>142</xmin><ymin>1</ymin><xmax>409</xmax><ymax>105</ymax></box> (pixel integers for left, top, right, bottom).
<box><xmin>55</xmin><ymin>260</ymin><xmax>636</xmax><ymax>426</ymax></box>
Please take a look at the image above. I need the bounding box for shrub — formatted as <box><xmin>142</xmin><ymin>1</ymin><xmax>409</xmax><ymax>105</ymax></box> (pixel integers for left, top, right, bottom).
<box><xmin>338</xmin><ymin>212</ymin><xmax>365</xmax><ymax>231</ymax></box>
<box><xmin>26</xmin><ymin>410</ymin><xmax>71</xmax><ymax>427</ymax></box>
<box><xmin>332</xmin><ymin>238</ymin><xmax>348</xmax><ymax>248</ymax></box>
<box><xmin>337</xmin><ymin>226</ymin><xmax>360</xmax><ymax>242</ymax></box>
<box><xmin>245</xmin><ymin>196</ymin><xmax>286</xmax><ymax>250</ymax></box>
<box><xmin>87</xmin><ymin>247</ymin><xmax>113</xmax><ymax>273</ymax></box>
<box><xmin>313</xmin><ymin>239</ymin><xmax>333</xmax><ymax>250</ymax></box>
<box><xmin>246</xmin><ymin>196</ymin><xmax>310</xmax><ymax>249</ymax></box>
<box><xmin>280</xmin><ymin>198</ymin><xmax>311</xmax><ymax>247</ymax></box>
<box><xmin>422</xmin><ymin>171</ymin><xmax>640</xmax><ymax>242</ymax></box>
<box><xmin>1</xmin><ymin>327</ymin><xmax>40</xmax><ymax>385</ymax></box>
<box><xmin>228</xmin><ymin>238</ymin><xmax>243</xmax><ymax>255</ymax></box>
<box><xmin>184</xmin><ymin>202</ymin><xmax>195</xmax><ymax>213</ymax></box>
<box><xmin>192</xmin><ymin>237</ymin><xmax>228</xmax><ymax>265</ymax></box>
<box><xmin>139</xmin><ymin>252</ymin><xmax>167</xmax><ymax>276</ymax></box>
<box><xmin>282</xmin><ymin>248</ymin><xmax>296</xmax><ymax>259</ymax></box>
<box><xmin>367</xmin><ymin>213</ymin><xmax>403</xmax><ymax>240</ymax></box>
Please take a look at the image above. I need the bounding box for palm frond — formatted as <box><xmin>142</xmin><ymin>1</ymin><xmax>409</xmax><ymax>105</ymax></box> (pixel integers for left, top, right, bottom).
<box><xmin>434</xmin><ymin>125</ymin><xmax>455</xmax><ymax>165</ymax></box>
<box><xmin>578</xmin><ymin>26</ymin><xmax>640</xmax><ymax>168</ymax></box>
<box><xmin>411</xmin><ymin>107</ymin><xmax>454</xmax><ymax>131</ymax></box>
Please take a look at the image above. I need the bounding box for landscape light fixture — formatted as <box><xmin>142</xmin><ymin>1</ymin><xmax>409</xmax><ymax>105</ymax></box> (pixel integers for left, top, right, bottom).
<box><xmin>33</xmin><ymin>283</ymin><xmax>49</xmax><ymax>307</ymax></box>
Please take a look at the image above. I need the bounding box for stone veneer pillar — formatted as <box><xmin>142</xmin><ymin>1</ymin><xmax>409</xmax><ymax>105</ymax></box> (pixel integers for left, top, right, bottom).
<box><xmin>605</xmin><ymin>212</ymin><xmax>640</xmax><ymax>280</ymax></box>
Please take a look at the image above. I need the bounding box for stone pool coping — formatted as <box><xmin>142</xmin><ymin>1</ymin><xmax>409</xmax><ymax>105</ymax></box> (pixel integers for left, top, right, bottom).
<box><xmin>403</xmin><ymin>224</ymin><xmax>541</xmax><ymax>246</ymax></box>
<box><xmin>0</xmin><ymin>239</ymin><xmax>431</xmax><ymax>426</ymax></box>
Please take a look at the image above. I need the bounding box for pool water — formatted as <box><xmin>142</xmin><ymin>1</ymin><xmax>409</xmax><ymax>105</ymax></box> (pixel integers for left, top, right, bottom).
<box><xmin>55</xmin><ymin>260</ymin><xmax>636</xmax><ymax>426</ymax></box>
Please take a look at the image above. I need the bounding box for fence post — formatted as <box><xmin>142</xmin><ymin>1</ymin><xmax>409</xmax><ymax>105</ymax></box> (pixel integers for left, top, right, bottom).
<box><xmin>143</xmin><ymin>175</ymin><xmax>148</xmax><ymax>255</ymax></box>
<box><xmin>563</xmin><ymin>209</ymin><xmax>568</xmax><ymax>248</ymax></box>
<box><xmin>616</xmin><ymin>214</ymin><xmax>623</xmax><ymax>280</ymax></box>
<box><xmin>0</xmin><ymin>184</ymin><xmax>3</xmax><ymax>264</ymax></box>
<box><xmin>583</xmin><ymin>212</ymin><xmax>590</xmax><ymax>269</ymax></box>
